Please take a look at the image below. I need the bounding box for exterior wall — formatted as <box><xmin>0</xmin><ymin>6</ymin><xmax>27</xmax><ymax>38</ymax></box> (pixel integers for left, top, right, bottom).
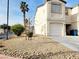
<box><xmin>34</xmin><ymin>3</ymin><xmax>48</xmax><ymax>35</ymax></box>
<box><xmin>0</xmin><ymin>29</ymin><xmax>4</xmax><ymax>34</ymax></box>
<box><xmin>65</xmin><ymin>15</ymin><xmax>71</xmax><ymax>24</ymax></box>
<box><xmin>77</xmin><ymin>14</ymin><xmax>79</xmax><ymax>35</ymax></box>
<box><xmin>47</xmin><ymin>0</ymin><xmax>65</xmax><ymax>21</ymax></box>
<box><xmin>65</xmin><ymin>6</ymin><xmax>79</xmax><ymax>36</ymax></box>
<box><xmin>35</xmin><ymin>0</ymin><xmax>79</xmax><ymax>36</ymax></box>
<box><xmin>71</xmin><ymin>14</ymin><xmax>77</xmax><ymax>22</ymax></box>
<box><xmin>71</xmin><ymin>6</ymin><xmax>79</xmax><ymax>35</ymax></box>
<box><xmin>46</xmin><ymin>0</ymin><xmax>66</xmax><ymax>36</ymax></box>
<box><xmin>65</xmin><ymin>7</ymin><xmax>72</xmax><ymax>24</ymax></box>
<box><xmin>71</xmin><ymin>22</ymin><xmax>77</xmax><ymax>30</ymax></box>
<box><xmin>71</xmin><ymin>14</ymin><xmax>77</xmax><ymax>30</ymax></box>
<box><xmin>66</xmin><ymin>8</ymin><xmax>72</xmax><ymax>15</ymax></box>
<box><xmin>72</xmin><ymin>6</ymin><xmax>79</xmax><ymax>15</ymax></box>
<box><xmin>77</xmin><ymin>22</ymin><xmax>79</xmax><ymax>35</ymax></box>
<box><xmin>35</xmin><ymin>0</ymin><xmax>66</xmax><ymax>36</ymax></box>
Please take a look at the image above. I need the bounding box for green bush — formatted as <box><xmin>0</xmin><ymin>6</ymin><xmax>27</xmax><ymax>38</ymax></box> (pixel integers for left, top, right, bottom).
<box><xmin>27</xmin><ymin>32</ymin><xmax>33</xmax><ymax>37</ymax></box>
<box><xmin>11</xmin><ymin>24</ymin><xmax>25</xmax><ymax>36</ymax></box>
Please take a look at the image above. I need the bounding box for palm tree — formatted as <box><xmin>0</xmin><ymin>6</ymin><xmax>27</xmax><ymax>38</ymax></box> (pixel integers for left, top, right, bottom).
<box><xmin>20</xmin><ymin>1</ymin><xmax>29</xmax><ymax>39</ymax></box>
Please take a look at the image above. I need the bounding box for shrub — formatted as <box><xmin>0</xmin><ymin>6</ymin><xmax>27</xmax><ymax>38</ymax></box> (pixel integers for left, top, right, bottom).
<box><xmin>27</xmin><ymin>32</ymin><xmax>33</xmax><ymax>37</ymax></box>
<box><xmin>11</xmin><ymin>24</ymin><xmax>25</xmax><ymax>36</ymax></box>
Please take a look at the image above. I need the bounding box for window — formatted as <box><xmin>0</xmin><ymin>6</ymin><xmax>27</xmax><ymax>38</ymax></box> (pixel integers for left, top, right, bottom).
<box><xmin>51</xmin><ymin>4</ymin><xmax>61</xmax><ymax>13</ymax></box>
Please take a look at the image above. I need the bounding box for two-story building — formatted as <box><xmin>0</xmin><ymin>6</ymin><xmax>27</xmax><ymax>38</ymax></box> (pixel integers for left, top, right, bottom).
<box><xmin>34</xmin><ymin>0</ymin><xmax>79</xmax><ymax>36</ymax></box>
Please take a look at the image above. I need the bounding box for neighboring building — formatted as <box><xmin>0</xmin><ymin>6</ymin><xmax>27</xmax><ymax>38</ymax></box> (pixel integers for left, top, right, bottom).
<box><xmin>34</xmin><ymin>0</ymin><xmax>79</xmax><ymax>36</ymax></box>
<box><xmin>0</xmin><ymin>29</ymin><xmax>4</xmax><ymax>34</ymax></box>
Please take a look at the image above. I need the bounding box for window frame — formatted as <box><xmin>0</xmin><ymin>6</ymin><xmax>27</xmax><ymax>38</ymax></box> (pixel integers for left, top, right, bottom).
<box><xmin>51</xmin><ymin>3</ymin><xmax>62</xmax><ymax>14</ymax></box>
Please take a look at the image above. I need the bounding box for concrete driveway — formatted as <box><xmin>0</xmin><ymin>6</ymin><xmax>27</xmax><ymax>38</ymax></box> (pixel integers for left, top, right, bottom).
<box><xmin>51</xmin><ymin>36</ymin><xmax>79</xmax><ymax>51</ymax></box>
<box><xmin>0</xmin><ymin>54</ymin><xmax>21</xmax><ymax>59</ymax></box>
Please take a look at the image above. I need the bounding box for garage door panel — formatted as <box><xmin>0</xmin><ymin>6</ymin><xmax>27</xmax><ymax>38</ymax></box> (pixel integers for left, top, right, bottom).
<box><xmin>49</xmin><ymin>24</ymin><xmax>63</xmax><ymax>36</ymax></box>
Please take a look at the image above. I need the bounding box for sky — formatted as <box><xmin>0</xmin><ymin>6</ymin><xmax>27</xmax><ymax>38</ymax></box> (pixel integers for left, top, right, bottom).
<box><xmin>0</xmin><ymin>0</ymin><xmax>79</xmax><ymax>26</ymax></box>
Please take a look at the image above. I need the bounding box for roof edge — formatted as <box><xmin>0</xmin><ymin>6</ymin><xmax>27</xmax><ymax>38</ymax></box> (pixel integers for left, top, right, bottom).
<box><xmin>65</xmin><ymin>7</ymin><xmax>73</xmax><ymax>9</ymax></box>
<box><xmin>59</xmin><ymin>0</ymin><xmax>67</xmax><ymax>4</ymax></box>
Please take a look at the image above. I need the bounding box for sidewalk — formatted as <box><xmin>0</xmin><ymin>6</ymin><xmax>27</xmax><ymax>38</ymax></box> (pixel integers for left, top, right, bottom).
<box><xmin>0</xmin><ymin>54</ymin><xmax>21</xmax><ymax>59</ymax></box>
<box><xmin>52</xmin><ymin>36</ymin><xmax>79</xmax><ymax>51</ymax></box>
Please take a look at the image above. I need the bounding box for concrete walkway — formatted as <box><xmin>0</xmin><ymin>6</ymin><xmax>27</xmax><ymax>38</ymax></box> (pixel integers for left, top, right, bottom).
<box><xmin>52</xmin><ymin>36</ymin><xmax>79</xmax><ymax>51</ymax></box>
<box><xmin>0</xmin><ymin>54</ymin><xmax>21</xmax><ymax>59</ymax></box>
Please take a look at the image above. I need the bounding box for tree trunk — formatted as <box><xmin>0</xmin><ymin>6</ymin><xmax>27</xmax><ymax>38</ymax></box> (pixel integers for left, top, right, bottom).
<box><xmin>23</xmin><ymin>12</ymin><xmax>28</xmax><ymax>40</ymax></box>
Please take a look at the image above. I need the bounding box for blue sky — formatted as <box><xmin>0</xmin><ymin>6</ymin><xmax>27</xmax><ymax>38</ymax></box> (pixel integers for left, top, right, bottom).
<box><xmin>0</xmin><ymin>0</ymin><xmax>79</xmax><ymax>25</ymax></box>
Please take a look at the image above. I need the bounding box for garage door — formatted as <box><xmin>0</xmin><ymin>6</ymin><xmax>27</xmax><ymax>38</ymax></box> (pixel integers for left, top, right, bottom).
<box><xmin>49</xmin><ymin>23</ymin><xmax>63</xmax><ymax>36</ymax></box>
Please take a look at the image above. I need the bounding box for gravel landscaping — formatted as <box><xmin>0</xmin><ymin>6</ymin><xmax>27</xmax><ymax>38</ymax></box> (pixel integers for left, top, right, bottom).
<box><xmin>0</xmin><ymin>36</ymin><xmax>79</xmax><ymax>59</ymax></box>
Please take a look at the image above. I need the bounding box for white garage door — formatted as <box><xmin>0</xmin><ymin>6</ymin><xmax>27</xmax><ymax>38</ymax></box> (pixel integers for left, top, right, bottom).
<box><xmin>49</xmin><ymin>23</ymin><xmax>63</xmax><ymax>36</ymax></box>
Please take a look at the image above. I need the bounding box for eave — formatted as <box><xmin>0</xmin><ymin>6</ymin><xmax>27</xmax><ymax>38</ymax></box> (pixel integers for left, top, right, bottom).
<box><xmin>59</xmin><ymin>0</ymin><xmax>67</xmax><ymax>4</ymax></box>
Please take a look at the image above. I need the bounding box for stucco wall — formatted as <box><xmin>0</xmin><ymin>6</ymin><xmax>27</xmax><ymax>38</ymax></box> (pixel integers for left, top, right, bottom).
<box><xmin>46</xmin><ymin>0</ymin><xmax>65</xmax><ymax>36</ymax></box>
<box><xmin>77</xmin><ymin>22</ymin><xmax>79</xmax><ymax>35</ymax></box>
<box><xmin>0</xmin><ymin>29</ymin><xmax>4</xmax><ymax>33</ymax></box>
<box><xmin>70</xmin><ymin>22</ymin><xmax>79</xmax><ymax>35</ymax></box>
<box><xmin>35</xmin><ymin>0</ymin><xmax>66</xmax><ymax>36</ymax></box>
<box><xmin>72</xmin><ymin>6</ymin><xmax>79</xmax><ymax>15</ymax></box>
<box><xmin>71</xmin><ymin>22</ymin><xmax>77</xmax><ymax>29</ymax></box>
<box><xmin>71</xmin><ymin>6</ymin><xmax>79</xmax><ymax>35</ymax></box>
<box><xmin>34</xmin><ymin>3</ymin><xmax>48</xmax><ymax>35</ymax></box>
<box><xmin>65</xmin><ymin>15</ymin><xmax>72</xmax><ymax>24</ymax></box>
<box><xmin>47</xmin><ymin>0</ymin><xmax>65</xmax><ymax>21</ymax></box>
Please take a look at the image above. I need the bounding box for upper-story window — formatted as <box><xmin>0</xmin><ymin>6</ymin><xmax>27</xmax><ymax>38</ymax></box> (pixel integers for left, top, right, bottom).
<box><xmin>51</xmin><ymin>4</ymin><xmax>61</xmax><ymax>13</ymax></box>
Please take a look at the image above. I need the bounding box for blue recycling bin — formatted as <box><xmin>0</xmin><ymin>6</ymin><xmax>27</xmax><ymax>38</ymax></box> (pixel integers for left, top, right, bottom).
<box><xmin>70</xmin><ymin>30</ymin><xmax>78</xmax><ymax>36</ymax></box>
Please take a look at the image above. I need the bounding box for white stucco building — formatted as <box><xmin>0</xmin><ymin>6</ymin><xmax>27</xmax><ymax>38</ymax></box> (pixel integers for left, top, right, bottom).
<box><xmin>34</xmin><ymin>0</ymin><xmax>79</xmax><ymax>36</ymax></box>
<box><xmin>0</xmin><ymin>29</ymin><xmax>4</xmax><ymax>34</ymax></box>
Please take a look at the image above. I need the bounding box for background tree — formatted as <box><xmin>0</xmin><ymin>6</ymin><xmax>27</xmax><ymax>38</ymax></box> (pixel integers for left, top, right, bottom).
<box><xmin>0</xmin><ymin>24</ymin><xmax>11</xmax><ymax>33</ymax></box>
<box><xmin>11</xmin><ymin>24</ymin><xmax>25</xmax><ymax>36</ymax></box>
<box><xmin>0</xmin><ymin>25</ymin><xmax>1</xmax><ymax>29</ymax></box>
<box><xmin>20</xmin><ymin>1</ymin><xmax>29</xmax><ymax>39</ymax></box>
